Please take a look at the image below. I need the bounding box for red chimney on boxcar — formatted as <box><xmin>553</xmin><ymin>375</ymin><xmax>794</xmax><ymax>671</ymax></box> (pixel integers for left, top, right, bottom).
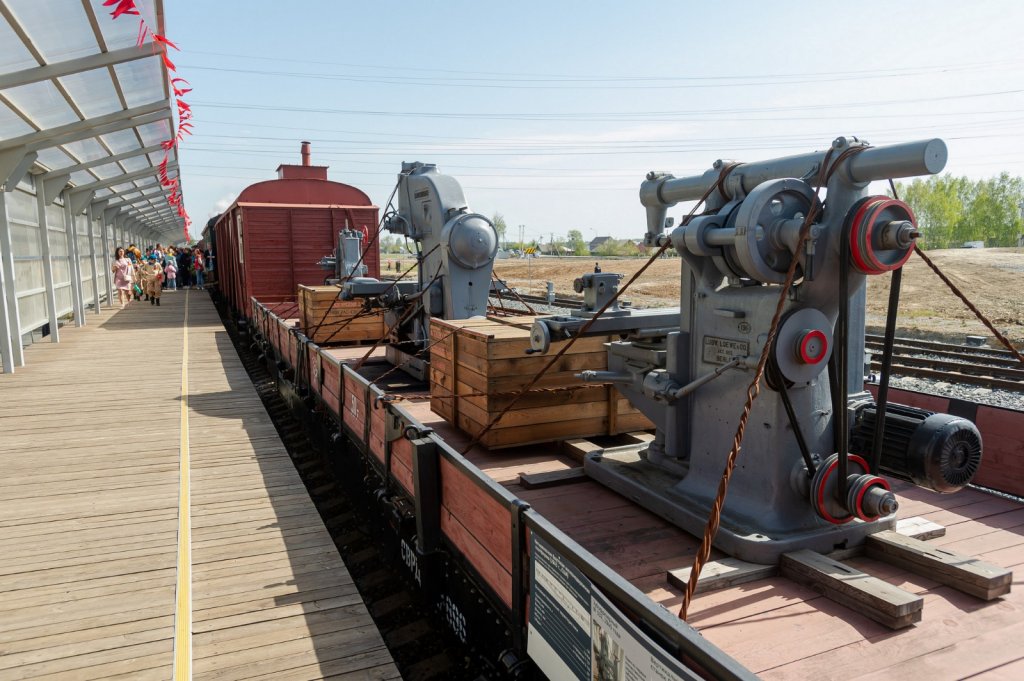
<box><xmin>213</xmin><ymin>142</ymin><xmax>380</xmax><ymax>319</ymax></box>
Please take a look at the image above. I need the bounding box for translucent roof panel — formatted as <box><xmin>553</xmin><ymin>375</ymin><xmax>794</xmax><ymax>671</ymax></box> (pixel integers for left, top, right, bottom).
<box><xmin>62</xmin><ymin>137</ymin><xmax>110</xmax><ymax>162</ymax></box>
<box><xmin>0</xmin><ymin>99</ymin><xmax>33</xmax><ymax>138</ymax></box>
<box><xmin>35</xmin><ymin>146</ymin><xmax>75</xmax><ymax>171</ymax></box>
<box><xmin>119</xmin><ymin>155</ymin><xmax>150</xmax><ymax>172</ymax></box>
<box><xmin>137</xmin><ymin>119</ymin><xmax>171</xmax><ymax>147</ymax></box>
<box><xmin>0</xmin><ymin>14</ymin><xmax>36</xmax><ymax>72</ymax></box>
<box><xmin>58</xmin><ymin>68</ymin><xmax>122</xmax><ymax>119</ymax></box>
<box><xmin>114</xmin><ymin>57</ymin><xmax>166</xmax><ymax>109</ymax></box>
<box><xmin>100</xmin><ymin>129</ymin><xmax>141</xmax><ymax>154</ymax></box>
<box><xmin>5</xmin><ymin>0</ymin><xmax>97</xmax><ymax>63</ymax></box>
<box><xmin>3</xmin><ymin>80</ymin><xmax>79</xmax><ymax>128</ymax></box>
<box><xmin>90</xmin><ymin>162</ymin><xmax>126</xmax><ymax>180</ymax></box>
<box><xmin>70</xmin><ymin>169</ymin><xmax>96</xmax><ymax>186</ymax></box>
<box><xmin>96</xmin><ymin>0</ymin><xmax>160</xmax><ymax>50</ymax></box>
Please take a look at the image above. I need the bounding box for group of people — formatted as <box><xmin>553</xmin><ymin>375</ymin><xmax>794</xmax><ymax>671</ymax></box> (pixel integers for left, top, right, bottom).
<box><xmin>111</xmin><ymin>243</ymin><xmax>208</xmax><ymax>309</ymax></box>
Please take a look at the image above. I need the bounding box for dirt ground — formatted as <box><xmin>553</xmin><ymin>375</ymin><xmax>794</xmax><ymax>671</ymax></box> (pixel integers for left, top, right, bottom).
<box><xmin>492</xmin><ymin>248</ymin><xmax>1024</xmax><ymax>345</ymax></box>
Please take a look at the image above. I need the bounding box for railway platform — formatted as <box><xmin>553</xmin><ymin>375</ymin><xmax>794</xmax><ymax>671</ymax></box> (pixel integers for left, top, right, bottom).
<box><xmin>0</xmin><ymin>291</ymin><xmax>399</xmax><ymax>680</ymax></box>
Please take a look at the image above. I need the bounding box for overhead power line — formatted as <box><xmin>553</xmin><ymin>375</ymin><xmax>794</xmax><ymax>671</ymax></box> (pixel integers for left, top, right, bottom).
<box><xmin>179</xmin><ymin>60</ymin><xmax>1015</xmax><ymax>91</ymax></box>
<box><xmin>186</xmin><ymin>49</ymin><xmax>1021</xmax><ymax>82</ymax></box>
<box><xmin>189</xmin><ymin>88</ymin><xmax>1024</xmax><ymax>122</ymax></box>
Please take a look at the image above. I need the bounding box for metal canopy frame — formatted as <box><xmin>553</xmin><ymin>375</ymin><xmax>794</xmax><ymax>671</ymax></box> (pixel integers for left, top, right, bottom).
<box><xmin>0</xmin><ymin>0</ymin><xmax>187</xmax><ymax>373</ymax></box>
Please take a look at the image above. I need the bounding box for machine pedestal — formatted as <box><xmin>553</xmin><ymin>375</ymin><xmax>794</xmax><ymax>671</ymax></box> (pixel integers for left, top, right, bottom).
<box><xmin>583</xmin><ymin>449</ymin><xmax>895</xmax><ymax>565</ymax></box>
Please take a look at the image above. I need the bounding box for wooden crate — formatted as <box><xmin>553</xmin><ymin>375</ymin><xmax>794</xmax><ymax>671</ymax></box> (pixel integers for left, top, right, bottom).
<box><xmin>429</xmin><ymin>316</ymin><xmax>653</xmax><ymax>449</ymax></box>
<box><xmin>298</xmin><ymin>284</ymin><xmax>385</xmax><ymax>345</ymax></box>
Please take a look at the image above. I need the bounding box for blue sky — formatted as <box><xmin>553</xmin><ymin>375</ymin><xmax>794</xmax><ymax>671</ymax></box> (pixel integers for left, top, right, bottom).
<box><xmin>166</xmin><ymin>0</ymin><xmax>1024</xmax><ymax>242</ymax></box>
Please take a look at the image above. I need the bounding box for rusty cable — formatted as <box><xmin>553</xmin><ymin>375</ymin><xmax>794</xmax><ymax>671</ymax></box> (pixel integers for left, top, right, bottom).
<box><xmin>458</xmin><ymin>163</ymin><xmax>741</xmax><ymax>455</ymax></box>
<box><xmin>678</xmin><ymin>145</ymin><xmax>869</xmax><ymax>620</ymax></box>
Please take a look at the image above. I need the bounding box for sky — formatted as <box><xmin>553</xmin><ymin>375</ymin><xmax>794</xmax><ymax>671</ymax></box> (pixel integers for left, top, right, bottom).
<box><xmin>165</xmin><ymin>0</ymin><xmax>1024</xmax><ymax>243</ymax></box>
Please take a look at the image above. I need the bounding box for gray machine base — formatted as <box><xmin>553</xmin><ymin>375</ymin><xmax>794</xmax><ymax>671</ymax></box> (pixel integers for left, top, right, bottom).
<box><xmin>583</xmin><ymin>449</ymin><xmax>895</xmax><ymax>565</ymax></box>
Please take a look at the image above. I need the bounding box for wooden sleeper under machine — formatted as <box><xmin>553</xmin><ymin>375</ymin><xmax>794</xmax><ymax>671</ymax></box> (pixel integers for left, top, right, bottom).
<box><xmin>527</xmin><ymin>137</ymin><xmax>984</xmax><ymax>564</ymax></box>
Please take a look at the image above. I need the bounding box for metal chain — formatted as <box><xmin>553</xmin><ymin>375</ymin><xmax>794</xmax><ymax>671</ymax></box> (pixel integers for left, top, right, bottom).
<box><xmin>677</xmin><ymin>146</ymin><xmax>871</xmax><ymax>620</ymax></box>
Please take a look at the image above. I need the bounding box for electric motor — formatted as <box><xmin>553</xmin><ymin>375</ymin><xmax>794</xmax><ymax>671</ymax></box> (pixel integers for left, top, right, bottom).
<box><xmin>851</xmin><ymin>403</ymin><xmax>982</xmax><ymax>493</ymax></box>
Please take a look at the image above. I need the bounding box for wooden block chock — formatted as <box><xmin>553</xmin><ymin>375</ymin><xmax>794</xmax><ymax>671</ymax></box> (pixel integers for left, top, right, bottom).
<box><xmin>780</xmin><ymin>549</ymin><xmax>924</xmax><ymax>630</ymax></box>
<box><xmin>667</xmin><ymin>557</ymin><xmax>777</xmax><ymax>595</ymax></box>
<box><xmin>865</xmin><ymin>530</ymin><xmax>1012</xmax><ymax>601</ymax></box>
<box><xmin>518</xmin><ymin>467</ymin><xmax>587</xmax><ymax>489</ymax></box>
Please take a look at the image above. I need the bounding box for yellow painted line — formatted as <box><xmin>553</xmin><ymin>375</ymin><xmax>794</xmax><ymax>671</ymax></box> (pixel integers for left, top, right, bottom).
<box><xmin>173</xmin><ymin>289</ymin><xmax>192</xmax><ymax>680</ymax></box>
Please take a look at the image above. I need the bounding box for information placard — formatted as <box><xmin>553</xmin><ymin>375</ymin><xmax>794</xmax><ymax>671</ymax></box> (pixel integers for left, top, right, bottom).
<box><xmin>528</xmin><ymin>534</ymin><xmax>697</xmax><ymax>681</ymax></box>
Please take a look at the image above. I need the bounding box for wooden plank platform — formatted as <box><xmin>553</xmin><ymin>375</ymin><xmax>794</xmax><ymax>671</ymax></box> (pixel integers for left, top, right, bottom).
<box><xmin>0</xmin><ymin>292</ymin><xmax>399</xmax><ymax>680</ymax></box>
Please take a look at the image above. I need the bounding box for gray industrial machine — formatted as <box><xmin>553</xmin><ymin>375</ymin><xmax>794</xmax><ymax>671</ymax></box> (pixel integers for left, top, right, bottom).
<box><xmin>528</xmin><ymin>137</ymin><xmax>983</xmax><ymax>563</ymax></box>
<box><xmin>342</xmin><ymin>162</ymin><xmax>498</xmax><ymax>379</ymax></box>
<box><xmin>318</xmin><ymin>223</ymin><xmax>368</xmax><ymax>283</ymax></box>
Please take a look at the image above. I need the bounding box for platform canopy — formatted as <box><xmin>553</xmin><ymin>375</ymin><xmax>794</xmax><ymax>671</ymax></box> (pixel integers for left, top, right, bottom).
<box><xmin>0</xmin><ymin>0</ymin><xmax>184</xmax><ymax>241</ymax></box>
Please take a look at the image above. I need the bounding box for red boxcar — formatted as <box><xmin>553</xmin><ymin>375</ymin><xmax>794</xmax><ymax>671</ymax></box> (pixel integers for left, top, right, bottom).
<box><xmin>212</xmin><ymin>142</ymin><xmax>379</xmax><ymax>319</ymax></box>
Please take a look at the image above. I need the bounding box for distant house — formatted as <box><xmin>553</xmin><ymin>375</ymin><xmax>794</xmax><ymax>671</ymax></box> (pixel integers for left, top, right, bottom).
<box><xmin>588</xmin><ymin>236</ymin><xmax>612</xmax><ymax>254</ymax></box>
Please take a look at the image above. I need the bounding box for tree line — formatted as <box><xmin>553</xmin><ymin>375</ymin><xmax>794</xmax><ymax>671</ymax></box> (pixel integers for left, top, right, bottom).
<box><xmin>893</xmin><ymin>173</ymin><xmax>1024</xmax><ymax>249</ymax></box>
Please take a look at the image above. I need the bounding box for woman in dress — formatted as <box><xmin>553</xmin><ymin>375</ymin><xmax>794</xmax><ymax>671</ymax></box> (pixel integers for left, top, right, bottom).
<box><xmin>111</xmin><ymin>247</ymin><xmax>133</xmax><ymax>309</ymax></box>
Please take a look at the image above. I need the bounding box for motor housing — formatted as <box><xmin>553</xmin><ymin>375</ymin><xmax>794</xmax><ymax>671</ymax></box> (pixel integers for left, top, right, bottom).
<box><xmin>851</xmin><ymin>403</ymin><xmax>983</xmax><ymax>493</ymax></box>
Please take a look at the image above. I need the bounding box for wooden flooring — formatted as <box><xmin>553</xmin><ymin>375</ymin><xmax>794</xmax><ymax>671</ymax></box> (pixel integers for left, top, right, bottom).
<box><xmin>0</xmin><ymin>292</ymin><xmax>398</xmax><ymax>680</ymax></box>
<box><xmin>399</xmin><ymin>397</ymin><xmax>1024</xmax><ymax>680</ymax></box>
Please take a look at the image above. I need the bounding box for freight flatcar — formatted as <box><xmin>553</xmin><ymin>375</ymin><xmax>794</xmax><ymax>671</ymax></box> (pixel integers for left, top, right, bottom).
<box><xmin>244</xmin><ymin>138</ymin><xmax>1022</xmax><ymax>680</ymax></box>
<box><xmin>211</xmin><ymin>142</ymin><xmax>380</xmax><ymax>320</ymax></box>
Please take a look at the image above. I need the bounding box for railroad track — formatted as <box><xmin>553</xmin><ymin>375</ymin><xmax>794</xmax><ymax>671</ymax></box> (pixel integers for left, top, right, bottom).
<box><xmin>865</xmin><ymin>334</ymin><xmax>1024</xmax><ymax>392</ymax></box>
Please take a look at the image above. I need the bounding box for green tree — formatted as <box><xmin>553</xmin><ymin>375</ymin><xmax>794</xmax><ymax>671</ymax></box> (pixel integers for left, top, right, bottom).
<box><xmin>566</xmin><ymin>229</ymin><xmax>588</xmax><ymax>255</ymax></box>
<box><xmin>491</xmin><ymin>212</ymin><xmax>508</xmax><ymax>247</ymax></box>
<box><xmin>894</xmin><ymin>173</ymin><xmax>1024</xmax><ymax>249</ymax></box>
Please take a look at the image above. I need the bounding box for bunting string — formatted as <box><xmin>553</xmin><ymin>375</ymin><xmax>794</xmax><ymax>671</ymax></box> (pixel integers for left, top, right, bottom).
<box><xmin>103</xmin><ymin>0</ymin><xmax>193</xmax><ymax>240</ymax></box>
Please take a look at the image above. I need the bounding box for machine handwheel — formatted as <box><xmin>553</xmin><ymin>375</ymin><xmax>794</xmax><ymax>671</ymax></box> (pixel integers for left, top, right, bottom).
<box><xmin>732</xmin><ymin>179</ymin><xmax>820</xmax><ymax>283</ymax></box>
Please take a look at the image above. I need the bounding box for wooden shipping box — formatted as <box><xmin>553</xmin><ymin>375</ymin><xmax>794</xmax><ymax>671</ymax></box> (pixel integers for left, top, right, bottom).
<box><xmin>298</xmin><ymin>284</ymin><xmax>385</xmax><ymax>345</ymax></box>
<box><xmin>429</xmin><ymin>316</ymin><xmax>652</xmax><ymax>449</ymax></box>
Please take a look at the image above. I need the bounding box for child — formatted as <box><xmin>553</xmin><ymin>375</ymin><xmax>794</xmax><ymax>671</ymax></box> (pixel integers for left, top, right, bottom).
<box><xmin>164</xmin><ymin>258</ymin><xmax>177</xmax><ymax>291</ymax></box>
<box><xmin>149</xmin><ymin>259</ymin><xmax>164</xmax><ymax>306</ymax></box>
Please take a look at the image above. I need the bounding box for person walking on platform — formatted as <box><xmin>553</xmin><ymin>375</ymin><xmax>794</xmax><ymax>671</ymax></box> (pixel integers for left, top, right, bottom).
<box><xmin>164</xmin><ymin>257</ymin><xmax>177</xmax><ymax>291</ymax></box>
<box><xmin>147</xmin><ymin>258</ymin><xmax>164</xmax><ymax>306</ymax></box>
<box><xmin>178</xmin><ymin>248</ymin><xmax>192</xmax><ymax>289</ymax></box>
<box><xmin>111</xmin><ymin>247</ymin><xmax>134</xmax><ymax>309</ymax></box>
<box><xmin>192</xmin><ymin>247</ymin><xmax>206</xmax><ymax>291</ymax></box>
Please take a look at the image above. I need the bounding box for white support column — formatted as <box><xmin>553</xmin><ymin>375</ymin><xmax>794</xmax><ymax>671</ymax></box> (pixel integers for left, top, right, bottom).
<box><xmin>0</xmin><ymin>191</ymin><xmax>22</xmax><ymax>370</ymax></box>
<box><xmin>101</xmin><ymin>216</ymin><xmax>114</xmax><ymax>305</ymax></box>
<box><xmin>62</xmin><ymin>190</ymin><xmax>85</xmax><ymax>327</ymax></box>
<box><xmin>87</xmin><ymin>203</ymin><xmax>101</xmax><ymax>314</ymax></box>
<box><xmin>36</xmin><ymin>189</ymin><xmax>60</xmax><ymax>343</ymax></box>
<box><xmin>0</xmin><ymin>239</ymin><xmax>13</xmax><ymax>374</ymax></box>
